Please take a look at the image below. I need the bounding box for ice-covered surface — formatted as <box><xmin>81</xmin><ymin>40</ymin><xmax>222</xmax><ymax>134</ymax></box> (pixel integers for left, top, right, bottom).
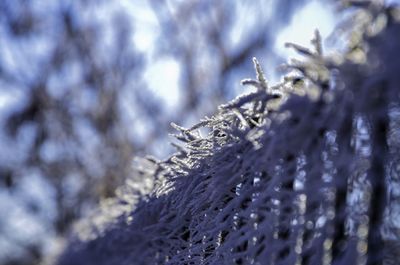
<box><xmin>58</xmin><ymin>2</ymin><xmax>400</xmax><ymax>264</ymax></box>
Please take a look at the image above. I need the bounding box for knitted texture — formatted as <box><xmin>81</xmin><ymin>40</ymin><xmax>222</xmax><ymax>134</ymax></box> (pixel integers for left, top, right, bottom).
<box><xmin>58</xmin><ymin>2</ymin><xmax>400</xmax><ymax>265</ymax></box>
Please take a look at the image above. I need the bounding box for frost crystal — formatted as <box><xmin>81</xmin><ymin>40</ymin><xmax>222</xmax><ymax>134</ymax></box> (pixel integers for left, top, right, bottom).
<box><xmin>58</xmin><ymin>3</ymin><xmax>400</xmax><ymax>265</ymax></box>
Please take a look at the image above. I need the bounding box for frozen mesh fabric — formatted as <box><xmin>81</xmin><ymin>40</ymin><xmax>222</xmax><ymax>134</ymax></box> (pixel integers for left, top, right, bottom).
<box><xmin>58</xmin><ymin>2</ymin><xmax>400</xmax><ymax>265</ymax></box>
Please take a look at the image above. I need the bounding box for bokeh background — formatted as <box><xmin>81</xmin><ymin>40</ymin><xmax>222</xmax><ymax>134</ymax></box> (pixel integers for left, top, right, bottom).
<box><xmin>1</xmin><ymin>0</ymin><xmax>397</xmax><ymax>264</ymax></box>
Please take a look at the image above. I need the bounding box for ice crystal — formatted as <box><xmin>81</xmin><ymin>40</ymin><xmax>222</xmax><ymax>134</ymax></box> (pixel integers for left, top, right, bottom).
<box><xmin>58</xmin><ymin>2</ymin><xmax>400</xmax><ymax>265</ymax></box>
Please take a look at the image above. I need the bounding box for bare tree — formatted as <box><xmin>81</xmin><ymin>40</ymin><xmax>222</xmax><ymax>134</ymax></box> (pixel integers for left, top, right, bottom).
<box><xmin>0</xmin><ymin>1</ymin><xmax>142</xmax><ymax>264</ymax></box>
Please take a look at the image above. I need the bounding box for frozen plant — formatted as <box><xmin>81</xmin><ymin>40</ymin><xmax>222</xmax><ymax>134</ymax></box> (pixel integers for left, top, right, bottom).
<box><xmin>57</xmin><ymin>1</ymin><xmax>400</xmax><ymax>264</ymax></box>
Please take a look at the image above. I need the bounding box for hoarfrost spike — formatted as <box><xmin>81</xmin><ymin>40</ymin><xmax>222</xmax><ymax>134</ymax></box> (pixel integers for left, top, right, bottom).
<box><xmin>170</xmin><ymin>122</ymin><xmax>187</xmax><ymax>132</ymax></box>
<box><xmin>144</xmin><ymin>156</ymin><xmax>160</xmax><ymax>164</ymax></box>
<box><xmin>284</xmin><ymin>42</ymin><xmax>314</xmax><ymax>57</ymax></box>
<box><xmin>252</xmin><ymin>57</ymin><xmax>268</xmax><ymax>90</ymax></box>
<box><xmin>312</xmin><ymin>29</ymin><xmax>323</xmax><ymax>56</ymax></box>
